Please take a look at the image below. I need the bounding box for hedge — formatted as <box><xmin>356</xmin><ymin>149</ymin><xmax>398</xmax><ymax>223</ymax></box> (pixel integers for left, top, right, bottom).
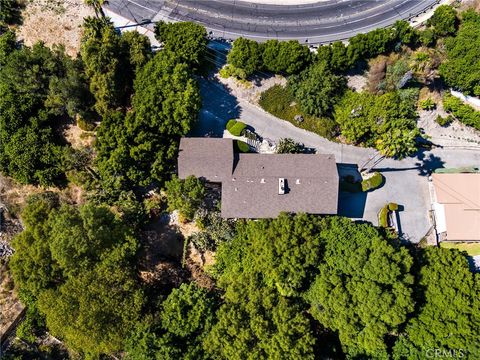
<box><xmin>361</xmin><ymin>172</ymin><xmax>383</xmax><ymax>192</ymax></box>
<box><xmin>378</xmin><ymin>205</ymin><xmax>389</xmax><ymax>228</ymax></box>
<box><xmin>443</xmin><ymin>93</ymin><xmax>480</xmax><ymax>130</ymax></box>
<box><xmin>226</xmin><ymin>119</ymin><xmax>247</xmax><ymax>136</ymax></box>
<box><xmin>235</xmin><ymin>140</ymin><xmax>250</xmax><ymax>153</ymax></box>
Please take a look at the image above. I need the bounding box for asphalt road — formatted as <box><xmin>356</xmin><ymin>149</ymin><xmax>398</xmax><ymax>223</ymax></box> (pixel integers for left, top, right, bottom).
<box><xmin>105</xmin><ymin>0</ymin><xmax>439</xmax><ymax>44</ymax></box>
<box><xmin>194</xmin><ymin>77</ymin><xmax>480</xmax><ymax>242</ymax></box>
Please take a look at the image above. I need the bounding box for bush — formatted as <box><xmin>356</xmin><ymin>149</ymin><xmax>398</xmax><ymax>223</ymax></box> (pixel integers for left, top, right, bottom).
<box><xmin>226</xmin><ymin>120</ymin><xmax>247</xmax><ymax>136</ymax></box>
<box><xmin>378</xmin><ymin>205</ymin><xmax>389</xmax><ymax>228</ymax></box>
<box><xmin>443</xmin><ymin>93</ymin><xmax>480</xmax><ymax>130</ymax></box>
<box><xmin>388</xmin><ymin>202</ymin><xmax>399</xmax><ymax>211</ymax></box>
<box><xmin>235</xmin><ymin>140</ymin><xmax>250</xmax><ymax>153</ymax></box>
<box><xmin>77</xmin><ymin>117</ymin><xmax>96</xmax><ymax>131</ymax></box>
<box><xmin>219</xmin><ymin>64</ymin><xmax>247</xmax><ymax>79</ymax></box>
<box><xmin>361</xmin><ymin>172</ymin><xmax>384</xmax><ymax>192</ymax></box>
<box><xmin>420</xmin><ymin>98</ymin><xmax>436</xmax><ymax>110</ymax></box>
<box><xmin>435</xmin><ymin>114</ymin><xmax>452</xmax><ymax>126</ymax></box>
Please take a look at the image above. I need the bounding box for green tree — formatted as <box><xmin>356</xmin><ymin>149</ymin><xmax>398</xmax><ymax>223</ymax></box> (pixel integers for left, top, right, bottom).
<box><xmin>11</xmin><ymin>195</ymin><xmax>144</xmax><ymax>358</ymax></box>
<box><xmin>393</xmin><ymin>247</ymin><xmax>480</xmax><ymax>359</ymax></box>
<box><xmin>122</xmin><ymin>30</ymin><xmax>152</xmax><ymax>71</ymax></box>
<box><xmin>38</xmin><ymin>242</ymin><xmax>143</xmax><ymax>358</ymax></box>
<box><xmin>227</xmin><ymin>38</ymin><xmax>263</xmax><ymax>77</ymax></box>
<box><xmin>262</xmin><ymin>40</ymin><xmax>311</xmax><ymax>75</ymax></box>
<box><xmin>0</xmin><ymin>0</ymin><xmax>20</xmax><ymax>24</ymax></box>
<box><xmin>9</xmin><ymin>194</ymin><xmax>62</xmax><ymax>299</ymax></box>
<box><xmin>126</xmin><ymin>283</ymin><xmax>217</xmax><ymax>360</ymax></box>
<box><xmin>204</xmin><ymin>214</ymin><xmax>322</xmax><ymax>358</ymax></box>
<box><xmin>0</xmin><ymin>41</ymin><xmax>72</xmax><ymax>185</ymax></box>
<box><xmin>84</xmin><ymin>0</ymin><xmax>106</xmax><ymax>18</ymax></box>
<box><xmin>0</xmin><ymin>29</ymin><xmax>16</xmax><ymax>65</ymax></box>
<box><xmin>289</xmin><ymin>61</ymin><xmax>347</xmax><ymax>117</ymax></box>
<box><xmin>95</xmin><ymin>51</ymin><xmax>201</xmax><ymax>191</ymax></box>
<box><xmin>165</xmin><ymin>175</ymin><xmax>206</xmax><ymax>221</ymax></box>
<box><xmin>305</xmin><ymin>217</ymin><xmax>415</xmax><ymax>358</ymax></box>
<box><xmin>428</xmin><ymin>5</ymin><xmax>457</xmax><ymax>36</ymax></box>
<box><xmin>154</xmin><ymin>21</ymin><xmax>207</xmax><ymax>67</ymax></box>
<box><xmin>440</xmin><ymin>10</ymin><xmax>480</xmax><ymax>96</ymax></box>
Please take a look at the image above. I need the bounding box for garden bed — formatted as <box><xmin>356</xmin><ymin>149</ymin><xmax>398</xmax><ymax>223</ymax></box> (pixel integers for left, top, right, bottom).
<box><xmin>259</xmin><ymin>85</ymin><xmax>337</xmax><ymax>140</ymax></box>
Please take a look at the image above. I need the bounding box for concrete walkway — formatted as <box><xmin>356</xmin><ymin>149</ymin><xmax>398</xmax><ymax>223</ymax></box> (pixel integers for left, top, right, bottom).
<box><xmin>195</xmin><ymin>78</ymin><xmax>480</xmax><ymax>243</ymax></box>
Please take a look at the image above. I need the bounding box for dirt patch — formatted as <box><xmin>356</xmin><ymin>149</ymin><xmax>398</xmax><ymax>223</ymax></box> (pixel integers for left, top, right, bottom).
<box><xmin>63</xmin><ymin>123</ymin><xmax>95</xmax><ymax>149</ymax></box>
<box><xmin>347</xmin><ymin>74</ymin><xmax>367</xmax><ymax>92</ymax></box>
<box><xmin>17</xmin><ymin>0</ymin><xmax>94</xmax><ymax>57</ymax></box>
<box><xmin>218</xmin><ymin>73</ymin><xmax>287</xmax><ymax>104</ymax></box>
<box><xmin>0</xmin><ymin>264</ymin><xmax>24</xmax><ymax>341</ymax></box>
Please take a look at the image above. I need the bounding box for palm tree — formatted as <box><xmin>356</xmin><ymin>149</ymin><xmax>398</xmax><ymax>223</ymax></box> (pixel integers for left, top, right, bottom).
<box><xmin>84</xmin><ymin>0</ymin><xmax>107</xmax><ymax>19</ymax></box>
<box><xmin>360</xmin><ymin>129</ymin><xmax>418</xmax><ymax>173</ymax></box>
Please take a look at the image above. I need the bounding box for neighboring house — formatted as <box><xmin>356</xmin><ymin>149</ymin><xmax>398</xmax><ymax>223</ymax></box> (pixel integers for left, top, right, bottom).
<box><xmin>178</xmin><ymin>138</ymin><xmax>339</xmax><ymax>218</ymax></box>
<box><xmin>431</xmin><ymin>173</ymin><xmax>480</xmax><ymax>242</ymax></box>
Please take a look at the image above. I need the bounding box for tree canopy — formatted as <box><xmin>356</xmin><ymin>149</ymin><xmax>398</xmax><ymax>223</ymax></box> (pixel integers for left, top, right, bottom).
<box><xmin>305</xmin><ymin>217</ymin><xmax>414</xmax><ymax>358</ymax></box>
<box><xmin>95</xmin><ymin>50</ymin><xmax>201</xmax><ymax>192</ymax></box>
<box><xmin>428</xmin><ymin>5</ymin><xmax>458</xmax><ymax>36</ymax></box>
<box><xmin>154</xmin><ymin>21</ymin><xmax>208</xmax><ymax>67</ymax></box>
<box><xmin>440</xmin><ymin>10</ymin><xmax>480</xmax><ymax>96</ymax></box>
<box><xmin>10</xmin><ymin>194</ymin><xmax>144</xmax><ymax>358</ymax></box>
<box><xmin>393</xmin><ymin>247</ymin><xmax>480</xmax><ymax>359</ymax></box>
<box><xmin>288</xmin><ymin>61</ymin><xmax>347</xmax><ymax>117</ymax></box>
<box><xmin>165</xmin><ymin>175</ymin><xmax>206</xmax><ymax>221</ymax></box>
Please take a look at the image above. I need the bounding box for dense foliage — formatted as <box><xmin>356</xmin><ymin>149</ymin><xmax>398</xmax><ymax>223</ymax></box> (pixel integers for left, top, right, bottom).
<box><xmin>165</xmin><ymin>175</ymin><xmax>206</xmax><ymax>221</ymax></box>
<box><xmin>443</xmin><ymin>92</ymin><xmax>480</xmax><ymax>130</ymax></box>
<box><xmin>427</xmin><ymin>5</ymin><xmax>458</xmax><ymax>36</ymax></box>
<box><xmin>440</xmin><ymin>10</ymin><xmax>480</xmax><ymax>96</ymax></box>
<box><xmin>0</xmin><ymin>0</ymin><xmax>20</xmax><ymax>24</ymax></box>
<box><xmin>0</xmin><ymin>38</ymin><xmax>87</xmax><ymax>185</ymax></box>
<box><xmin>306</xmin><ymin>217</ymin><xmax>414</xmax><ymax>358</ymax></box>
<box><xmin>288</xmin><ymin>61</ymin><xmax>347</xmax><ymax>117</ymax></box>
<box><xmin>154</xmin><ymin>21</ymin><xmax>208</xmax><ymax>67</ymax></box>
<box><xmin>9</xmin><ymin>194</ymin><xmax>143</xmax><ymax>358</ymax></box>
<box><xmin>394</xmin><ymin>247</ymin><xmax>480</xmax><ymax>359</ymax></box>
<box><xmin>95</xmin><ymin>50</ymin><xmax>201</xmax><ymax>192</ymax></box>
<box><xmin>334</xmin><ymin>90</ymin><xmax>420</xmax><ymax>158</ymax></box>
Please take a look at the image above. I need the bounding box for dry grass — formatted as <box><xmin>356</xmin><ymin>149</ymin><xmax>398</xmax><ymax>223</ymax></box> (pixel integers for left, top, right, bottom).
<box><xmin>440</xmin><ymin>242</ymin><xmax>480</xmax><ymax>256</ymax></box>
<box><xmin>17</xmin><ymin>0</ymin><xmax>94</xmax><ymax>57</ymax></box>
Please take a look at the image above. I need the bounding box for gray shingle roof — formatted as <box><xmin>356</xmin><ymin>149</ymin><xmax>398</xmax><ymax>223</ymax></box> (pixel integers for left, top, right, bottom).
<box><xmin>178</xmin><ymin>138</ymin><xmax>234</xmax><ymax>182</ymax></box>
<box><xmin>178</xmin><ymin>138</ymin><xmax>339</xmax><ymax>218</ymax></box>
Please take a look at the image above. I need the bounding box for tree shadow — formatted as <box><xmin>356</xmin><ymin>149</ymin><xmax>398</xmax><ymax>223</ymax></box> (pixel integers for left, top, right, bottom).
<box><xmin>414</xmin><ymin>151</ymin><xmax>445</xmax><ymax>176</ymax></box>
<box><xmin>191</xmin><ymin>77</ymin><xmax>241</xmax><ymax>137</ymax></box>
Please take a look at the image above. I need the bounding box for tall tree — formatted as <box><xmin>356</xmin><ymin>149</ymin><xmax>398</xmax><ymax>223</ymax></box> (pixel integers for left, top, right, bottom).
<box><xmin>289</xmin><ymin>60</ymin><xmax>347</xmax><ymax>117</ymax></box>
<box><xmin>154</xmin><ymin>21</ymin><xmax>207</xmax><ymax>67</ymax></box>
<box><xmin>393</xmin><ymin>247</ymin><xmax>480</xmax><ymax>359</ymax></box>
<box><xmin>227</xmin><ymin>38</ymin><xmax>263</xmax><ymax>77</ymax></box>
<box><xmin>305</xmin><ymin>217</ymin><xmax>415</xmax><ymax>358</ymax></box>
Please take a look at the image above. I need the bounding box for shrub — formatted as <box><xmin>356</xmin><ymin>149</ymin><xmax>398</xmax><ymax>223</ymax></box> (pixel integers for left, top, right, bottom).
<box><xmin>235</xmin><ymin>140</ymin><xmax>250</xmax><ymax>153</ymax></box>
<box><xmin>227</xmin><ymin>120</ymin><xmax>247</xmax><ymax>136</ymax></box>
<box><xmin>378</xmin><ymin>205</ymin><xmax>389</xmax><ymax>228</ymax></box>
<box><xmin>77</xmin><ymin>117</ymin><xmax>96</xmax><ymax>131</ymax></box>
<box><xmin>435</xmin><ymin>114</ymin><xmax>452</xmax><ymax>126</ymax></box>
<box><xmin>420</xmin><ymin>98</ymin><xmax>436</xmax><ymax>110</ymax></box>
<box><xmin>443</xmin><ymin>93</ymin><xmax>480</xmax><ymax>130</ymax></box>
<box><xmin>388</xmin><ymin>202</ymin><xmax>399</xmax><ymax>211</ymax></box>
<box><xmin>361</xmin><ymin>172</ymin><xmax>384</xmax><ymax>192</ymax></box>
<box><xmin>219</xmin><ymin>64</ymin><xmax>247</xmax><ymax>79</ymax></box>
<box><xmin>226</xmin><ymin>119</ymin><xmax>237</xmax><ymax>131</ymax></box>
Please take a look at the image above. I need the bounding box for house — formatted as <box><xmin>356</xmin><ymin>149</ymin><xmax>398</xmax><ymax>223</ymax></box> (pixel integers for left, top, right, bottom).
<box><xmin>178</xmin><ymin>138</ymin><xmax>339</xmax><ymax>218</ymax></box>
<box><xmin>431</xmin><ymin>173</ymin><xmax>480</xmax><ymax>241</ymax></box>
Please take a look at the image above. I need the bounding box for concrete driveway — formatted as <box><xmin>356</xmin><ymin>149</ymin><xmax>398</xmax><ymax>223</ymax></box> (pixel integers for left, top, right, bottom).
<box><xmin>194</xmin><ymin>77</ymin><xmax>480</xmax><ymax>242</ymax></box>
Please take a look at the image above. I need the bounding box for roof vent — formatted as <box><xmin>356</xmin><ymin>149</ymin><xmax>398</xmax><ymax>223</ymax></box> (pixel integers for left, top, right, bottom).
<box><xmin>296</xmin><ymin>179</ymin><xmax>301</xmax><ymax>185</ymax></box>
<box><xmin>261</xmin><ymin>178</ymin><xmax>266</xmax><ymax>184</ymax></box>
<box><xmin>278</xmin><ymin>178</ymin><xmax>286</xmax><ymax>195</ymax></box>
